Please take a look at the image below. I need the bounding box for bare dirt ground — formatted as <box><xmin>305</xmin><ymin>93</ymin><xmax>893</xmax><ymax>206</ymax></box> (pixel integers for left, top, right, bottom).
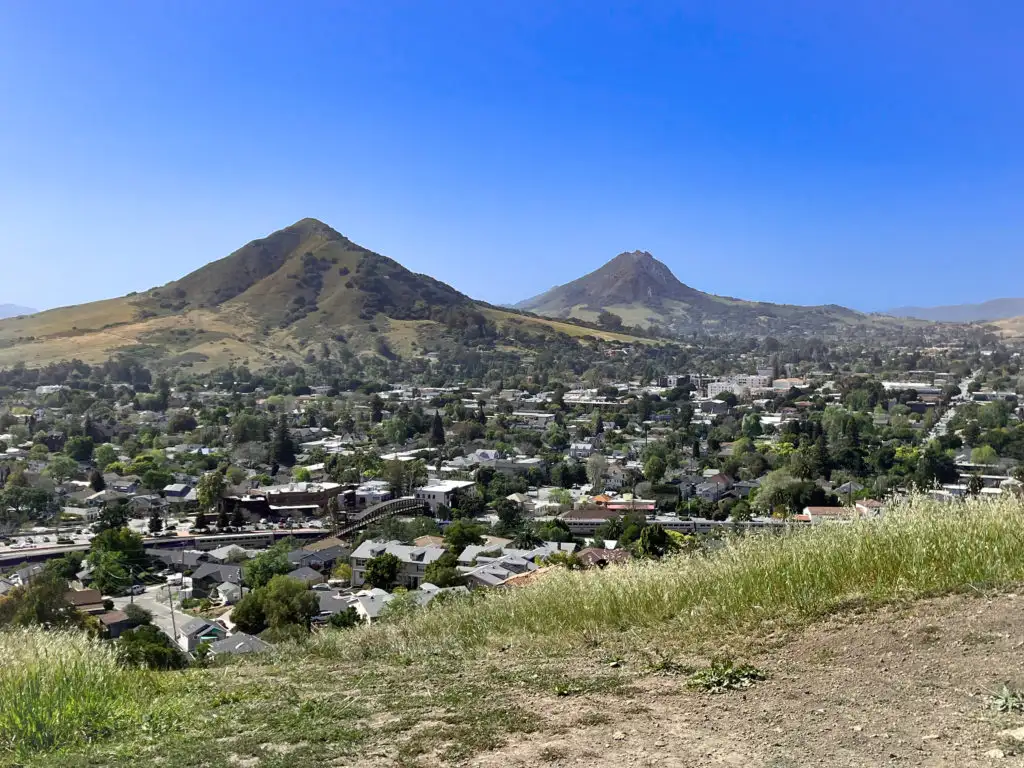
<box><xmin>469</xmin><ymin>592</ymin><xmax>1024</xmax><ymax>768</ymax></box>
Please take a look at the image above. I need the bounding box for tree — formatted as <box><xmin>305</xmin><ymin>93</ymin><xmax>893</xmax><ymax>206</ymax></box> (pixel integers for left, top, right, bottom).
<box><xmin>196</xmin><ymin>471</ymin><xmax>226</xmax><ymax>511</ymax></box>
<box><xmin>123</xmin><ymin>602</ymin><xmax>153</xmax><ymax>627</ymax></box>
<box><xmin>635</xmin><ymin>524</ymin><xmax>678</xmax><ymax>559</ymax></box>
<box><xmin>118</xmin><ymin>624</ymin><xmax>187</xmax><ymax>669</ymax></box>
<box><xmin>216</xmin><ymin>507</ymin><xmax>230</xmax><ymax>530</ymax></box>
<box><xmin>194</xmin><ymin>509</ymin><xmax>209</xmax><ymax>531</ymax></box>
<box><xmin>423</xmin><ymin>551</ymin><xmax>462</xmax><ymax>587</ymax></box>
<box><xmin>93</xmin><ymin>501</ymin><xmax>129</xmax><ymax>533</ymax></box>
<box><xmin>364</xmin><ymin>553</ymin><xmax>402</xmax><ymax>589</ymax></box>
<box><xmin>511</xmin><ymin>528</ymin><xmax>543</xmax><ymax>550</ymax></box>
<box><xmin>262</xmin><ymin>575</ymin><xmax>319</xmax><ymax>631</ymax></box>
<box><xmin>971</xmin><ymin>445</ymin><xmax>999</xmax><ymax>467</ymax></box>
<box><xmin>45</xmin><ymin>551</ymin><xmax>84</xmax><ymax>580</ymax></box>
<box><xmin>586</xmin><ymin>453</ymin><xmax>607</xmax><ymax>492</ymax></box>
<box><xmin>493</xmin><ymin>498</ymin><xmax>523</xmax><ymax>535</ymax></box>
<box><xmin>966</xmin><ymin>473</ymin><xmax>984</xmax><ymax>497</ymax></box>
<box><xmin>89</xmin><ymin>549</ymin><xmax>130</xmax><ymax>596</ymax></box>
<box><xmin>292</xmin><ymin>466</ymin><xmax>312</xmax><ymax>483</ymax></box>
<box><xmin>741</xmin><ymin>413</ymin><xmax>763</xmax><ymax>440</ymax></box>
<box><xmin>93</xmin><ymin>443</ymin><xmax>118</xmax><ymax>471</ymax></box>
<box><xmin>142</xmin><ymin>467</ymin><xmax>173</xmax><ymax>494</ymax></box>
<box><xmin>643</xmin><ymin>455</ymin><xmax>666</xmax><ymax>484</ymax></box>
<box><xmin>64</xmin><ymin>436</ymin><xmax>95</xmax><ymax>461</ymax></box>
<box><xmin>752</xmin><ymin>470</ymin><xmax>802</xmax><ymax>516</ymax></box>
<box><xmin>272</xmin><ymin>415</ymin><xmax>296</xmax><ymax>466</ymax></box>
<box><xmin>962</xmin><ymin>421</ymin><xmax>982</xmax><ymax>445</ymax></box>
<box><xmin>231</xmin><ymin>591</ymin><xmax>267</xmax><ymax>634</ymax></box>
<box><xmin>88</xmin><ymin>469</ymin><xmax>106</xmax><ymax>492</ymax></box>
<box><xmin>430</xmin><ymin>413</ymin><xmax>446</xmax><ymax>448</ymax></box>
<box><xmin>443</xmin><ymin>519</ymin><xmax>486</xmax><ymax>553</ymax></box>
<box><xmin>243</xmin><ymin>542</ymin><xmax>292</xmax><ymax>589</ymax></box>
<box><xmin>328</xmin><ymin>607</ymin><xmax>361</xmax><ymax>629</ymax></box>
<box><xmin>0</xmin><ymin>571</ymin><xmax>81</xmax><ymax>627</ymax></box>
<box><xmin>148</xmin><ymin>509</ymin><xmax>164</xmax><ymax>534</ymax></box>
<box><xmin>230</xmin><ymin>504</ymin><xmax>245</xmax><ymax>529</ymax></box>
<box><xmin>45</xmin><ymin>455</ymin><xmax>80</xmax><ymax>486</ymax></box>
<box><xmin>1014</xmin><ymin>465</ymin><xmax>1024</xmax><ymax>484</ymax></box>
<box><xmin>332</xmin><ymin>562</ymin><xmax>352</xmax><ymax>583</ymax></box>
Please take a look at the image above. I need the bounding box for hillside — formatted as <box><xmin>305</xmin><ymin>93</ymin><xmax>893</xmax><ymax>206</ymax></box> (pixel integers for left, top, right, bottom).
<box><xmin>0</xmin><ymin>220</ymin><xmax>652</xmax><ymax>371</ymax></box>
<box><xmin>995</xmin><ymin>315</ymin><xmax>1024</xmax><ymax>339</ymax></box>
<box><xmin>0</xmin><ymin>304</ymin><xmax>35</xmax><ymax>319</ymax></box>
<box><xmin>10</xmin><ymin>495</ymin><xmax>1024</xmax><ymax>767</ymax></box>
<box><xmin>518</xmin><ymin>251</ymin><xmax>915</xmax><ymax>336</ymax></box>
<box><xmin>889</xmin><ymin>297</ymin><xmax>1024</xmax><ymax>322</ymax></box>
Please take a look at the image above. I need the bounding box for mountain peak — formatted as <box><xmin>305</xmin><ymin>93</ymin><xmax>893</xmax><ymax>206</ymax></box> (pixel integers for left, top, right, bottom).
<box><xmin>516</xmin><ymin>249</ymin><xmax>699</xmax><ymax>315</ymax></box>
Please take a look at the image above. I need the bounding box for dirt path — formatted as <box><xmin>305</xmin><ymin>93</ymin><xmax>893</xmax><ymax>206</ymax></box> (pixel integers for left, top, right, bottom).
<box><xmin>470</xmin><ymin>592</ymin><xmax>1024</xmax><ymax>767</ymax></box>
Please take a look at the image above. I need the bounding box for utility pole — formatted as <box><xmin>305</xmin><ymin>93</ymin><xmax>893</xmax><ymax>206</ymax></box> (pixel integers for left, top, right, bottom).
<box><xmin>166</xmin><ymin>581</ymin><xmax>178</xmax><ymax>640</ymax></box>
<box><xmin>129</xmin><ymin>566</ymin><xmax>135</xmax><ymax>604</ymax></box>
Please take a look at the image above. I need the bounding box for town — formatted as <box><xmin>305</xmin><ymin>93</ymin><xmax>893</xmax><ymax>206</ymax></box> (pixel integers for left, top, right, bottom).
<box><xmin>2</xmin><ymin>327</ymin><xmax>1022</xmax><ymax>664</ymax></box>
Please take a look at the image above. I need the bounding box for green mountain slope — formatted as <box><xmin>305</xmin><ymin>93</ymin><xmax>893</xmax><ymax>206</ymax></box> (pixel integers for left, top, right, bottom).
<box><xmin>0</xmin><ymin>220</ymin><xmax>653</xmax><ymax>370</ymax></box>
<box><xmin>518</xmin><ymin>250</ymin><xmax>907</xmax><ymax>336</ymax></box>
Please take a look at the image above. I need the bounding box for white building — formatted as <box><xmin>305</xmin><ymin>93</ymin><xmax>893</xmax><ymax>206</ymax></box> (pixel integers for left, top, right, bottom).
<box><xmin>414</xmin><ymin>479</ymin><xmax>477</xmax><ymax>513</ymax></box>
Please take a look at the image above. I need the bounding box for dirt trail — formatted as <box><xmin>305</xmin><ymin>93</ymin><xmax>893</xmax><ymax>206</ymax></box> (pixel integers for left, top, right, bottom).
<box><xmin>471</xmin><ymin>593</ymin><xmax>1024</xmax><ymax>767</ymax></box>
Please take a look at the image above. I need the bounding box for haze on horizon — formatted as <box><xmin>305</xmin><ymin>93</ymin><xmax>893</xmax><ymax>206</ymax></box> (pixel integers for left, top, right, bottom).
<box><xmin>1</xmin><ymin>1</ymin><xmax>1023</xmax><ymax>314</ymax></box>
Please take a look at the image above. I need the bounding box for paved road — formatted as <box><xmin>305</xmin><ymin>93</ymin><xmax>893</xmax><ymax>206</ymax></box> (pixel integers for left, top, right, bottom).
<box><xmin>926</xmin><ymin>372</ymin><xmax>976</xmax><ymax>442</ymax></box>
<box><xmin>113</xmin><ymin>584</ymin><xmax>183</xmax><ymax>641</ymax></box>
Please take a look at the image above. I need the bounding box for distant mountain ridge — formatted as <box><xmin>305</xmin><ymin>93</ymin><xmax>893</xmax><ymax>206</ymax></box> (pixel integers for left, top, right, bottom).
<box><xmin>517</xmin><ymin>250</ymin><xmax>904</xmax><ymax>336</ymax></box>
<box><xmin>887</xmin><ymin>298</ymin><xmax>1024</xmax><ymax>323</ymax></box>
<box><xmin>0</xmin><ymin>304</ymin><xmax>36</xmax><ymax>319</ymax></box>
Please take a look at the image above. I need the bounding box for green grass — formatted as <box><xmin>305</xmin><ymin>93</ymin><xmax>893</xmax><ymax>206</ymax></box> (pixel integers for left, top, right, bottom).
<box><xmin>0</xmin><ymin>630</ymin><xmax>170</xmax><ymax>762</ymax></box>
<box><xmin>324</xmin><ymin>493</ymin><xmax>1024</xmax><ymax>663</ymax></box>
<box><xmin>9</xmin><ymin>493</ymin><xmax>1024</xmax><ymax>766</ymax></box>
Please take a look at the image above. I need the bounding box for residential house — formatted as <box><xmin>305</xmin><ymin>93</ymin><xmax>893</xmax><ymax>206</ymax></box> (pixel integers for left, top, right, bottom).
<box><xmin>346</xmin><ymin>588</ymin><xmax>395</xmax><ymax>623</ymax></box>
<box><xmin>177</xmin><ymin>618</ymin><xmax>228</xmax><ymax>652</ymax></box>
<box><xmin>64</xmin><ymin>588</ymin><xmax>105</xmax><ymax>615</ymax></box>
<box><xmin>215</xmin><ymin>582</ymin><xmax>243</xmax><ymax>606</ymax></box>
<box><xmin>287</xmin><ymin>549</ymin><xmax>327</xmax><ymax>571</ymax></box>
<box><xmin>190</xmin><ymin>563</ymin><xmax>243</xmax><ymax>597</ymax></box>
<box><xmin>696</xmin><ymin>473</ymin><xmax>734</xmax><ymax>502</ymax></box>
<box><xmin>208</xmin><ymin>632</ymin><xmax>273</xmax><ymax>656</ymax></box>
<box><xmin>98</xmin><ymin>610</ymin><xmax>134</xmax><ymax>638</ymax></box>
<box><xmin>12</xmin><ymin>563</ymin><xmax>44</xmax><ymax>586</ymax></box>
<box><xmin>455</xmin><ymin>541</ymin><xmax>576</xmax><ymax>567</ymax></box>
<box><xmin>108</xmin><ymin>475</ymin><xmax>141</xmax><ymax>494</ymax></box>
<box><xmin>349</xmin><ymin>540</ymin><xmax>448</xmax><ymax>589</ymax></box>
<box><xmin>286</xmin><ymin>566</ymin><xmax>325</xmax><ymax>586</ymax></box>
<box><xmin>414</xmin><ymin>479</ymin><xmax>477</xmax><ymax>513</ymax></box>
<box><xmin>206</xmin><ymin>545</ymin><xmax>248</xmax><ymax>564</ymax></box>
<box><xmin>569</xmin><ymin>442</ymin><xmax>594</xmax><ymax>460</ymax></box>
<box><xmin>147</xmin><ymin>548</ymin><xmax>209</xmax><ymax>572</ymax></box>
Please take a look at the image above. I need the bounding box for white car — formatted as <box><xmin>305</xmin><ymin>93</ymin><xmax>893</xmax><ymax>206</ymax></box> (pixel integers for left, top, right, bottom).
<box><xmin>128</xmin><ymin>584</ymin><xmax>146</xmax><ymax>596</ymax></box>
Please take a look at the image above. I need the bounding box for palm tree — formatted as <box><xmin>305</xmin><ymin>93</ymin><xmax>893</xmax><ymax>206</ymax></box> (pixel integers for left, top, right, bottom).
<box><xmin>511</xmin><ymin>528</ymin><xmax>543</xmax><ymax>550</ymax></box>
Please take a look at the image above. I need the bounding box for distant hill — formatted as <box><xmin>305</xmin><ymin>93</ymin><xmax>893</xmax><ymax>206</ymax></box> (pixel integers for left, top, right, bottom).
<box><xmin>887</xmin><ymin>298</ymin><xmax>1024</xmax><ymax>323</ymax></box>
<box><xmin>517</xmin><ymin>250</ymin><xmax>905</xmax><ymax>336</ymax></box>
<box><xmin>0</xmin><ymin>304</ymin><xmax>35</xmax><ymax>319</ymax></box>
<box><xmin>0</xmin><ymin>219</ymin><xmax>654</xmax><ymax>371</ymax></box>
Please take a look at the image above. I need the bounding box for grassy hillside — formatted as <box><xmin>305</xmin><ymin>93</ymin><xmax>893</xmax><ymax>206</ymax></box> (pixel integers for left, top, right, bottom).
<box><xmin>10</xmin><ymin>494</ymin><xmax>1024</xmax><ymax>766</ymax></box>
<box><xmin>0</xmin><ymin>220</ymin><xmax>656</xmax><ymax>371</ymax></box>
<box><xmin>518</xmin><ymin>250</ymin><xmax>922</xmax><ymax>336</ymax></box>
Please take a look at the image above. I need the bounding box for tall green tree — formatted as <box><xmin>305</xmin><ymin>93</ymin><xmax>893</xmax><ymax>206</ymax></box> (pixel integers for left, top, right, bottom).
<box><xmin>364</xmin><ymin>553</ymin><xmax>402</xmax><ymax>589</ymax></box>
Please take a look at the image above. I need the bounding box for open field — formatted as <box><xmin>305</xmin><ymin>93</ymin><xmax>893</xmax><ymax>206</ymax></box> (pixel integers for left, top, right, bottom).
<box><xmin>9</xmin><ymin>494</ymin><xmax>1024</xmax><ymax>767</ymax></box>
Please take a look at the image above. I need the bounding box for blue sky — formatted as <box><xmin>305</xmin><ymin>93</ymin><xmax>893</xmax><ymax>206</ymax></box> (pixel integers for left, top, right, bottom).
<box><xmin>2</xmin><ymin>1</ymin><xmax>1023</xmax><ymax>312</ymax></box>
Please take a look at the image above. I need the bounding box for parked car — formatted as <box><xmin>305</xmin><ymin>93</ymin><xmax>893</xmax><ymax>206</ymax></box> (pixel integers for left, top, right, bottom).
<box><xmin>128</xmin><ymin>584</ymin><xmax>146</xmax><ymax>596</ymax></box>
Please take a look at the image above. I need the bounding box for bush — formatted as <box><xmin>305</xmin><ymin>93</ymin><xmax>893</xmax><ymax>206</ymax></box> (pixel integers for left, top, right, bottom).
<box><xmin>117</xmin><ymin>625</ymin><xmax>188</xmax><ymax>670</ymax></box>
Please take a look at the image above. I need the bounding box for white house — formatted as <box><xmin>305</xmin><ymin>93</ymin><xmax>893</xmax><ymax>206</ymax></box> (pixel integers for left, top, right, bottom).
<box><xmin>414</xmin><ymin>479</ymin><xmax>477</xmax><ymax>513</ymax></box>
<box><xmin>349</xmin><ymin>540</ymin><xmax>448</xmax><ymax>589</ymax></box>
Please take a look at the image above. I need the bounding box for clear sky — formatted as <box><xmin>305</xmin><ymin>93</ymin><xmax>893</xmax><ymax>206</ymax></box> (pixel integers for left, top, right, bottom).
<box><xmin>2</xmin><ymin>1</ymin><xmax>1023</xmax><ymax>313</ymax></box>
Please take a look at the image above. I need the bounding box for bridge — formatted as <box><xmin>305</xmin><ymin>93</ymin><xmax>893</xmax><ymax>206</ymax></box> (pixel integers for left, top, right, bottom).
<box><xmin>336</xmin><ymin>496</ymin><xmax>431</xmax><ymax>538</ymax></box>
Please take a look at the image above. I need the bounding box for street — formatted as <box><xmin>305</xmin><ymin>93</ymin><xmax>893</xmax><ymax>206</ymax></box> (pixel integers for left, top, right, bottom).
<box><xmin>112</xmin><ymin>584</ymin><xmax>182</xmax><ymax>641</ymax></box>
